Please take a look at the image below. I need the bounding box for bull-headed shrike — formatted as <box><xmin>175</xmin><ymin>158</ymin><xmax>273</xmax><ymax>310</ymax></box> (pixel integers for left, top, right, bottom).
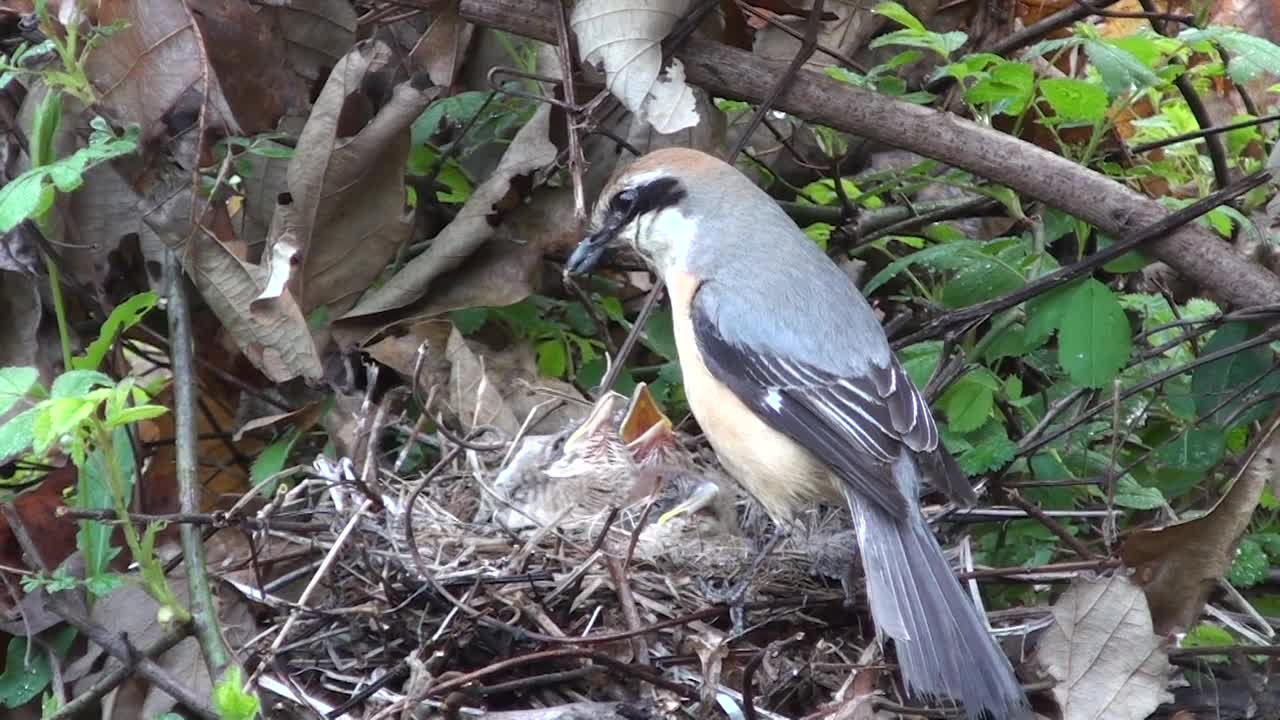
<box><xmin>565</xmin><ymin>148</ymin><xmax>1029</xmax><ymax>720</ymax></box>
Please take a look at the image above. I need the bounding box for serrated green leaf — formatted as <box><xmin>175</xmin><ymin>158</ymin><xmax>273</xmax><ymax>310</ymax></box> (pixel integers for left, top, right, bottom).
<box><xmin>1191</xmin><ymin>322</ymin><xmax>1280</xmax><ymax>426</ymax></box>
<box><xmin>965</xmin><ymin>61</ymin><xmax>1034</xmax><ymax>115</ymax></box>
<box><xmin>941</xmin><ymin>259</ymin><xmax>1024</xmax><ymax>308</ymax></box>
<box><xmin>872</xmin><ymin>1</ymin><xmax>925</xmax><ymax>32</ymax></box>
<box><xmin>1057</xmin><ymin>279</ymin><xmax>1131</xmax><ymax>388</ymax></box>
<box><xmin>0</xmin><ymin>407</ymin><xmax>36</xmax><ymax>462</ymax></box>
<box><xmin>1039</xmin><ymin>77</ymin><xmax>1109</xmax><ymax>124</ymax></box>
<box><xmin>1084</xmin><ymin>39</ymin><xmax>1160</xmax><ymax>96</ymax></box>
<box><xmin>941</xmin><ymin>369</ymin><xmax>997</xmax><ymax>433</ymax></box>
<box><xmin>957</xmin><ymin>430</ymin><xmax>1017</xmax><ymax>474</ymax></box>
<box><xmin>0</xmin><ymin>367</ymin><xmax>38</xmax><ymax>416</ymax></box>
<box><xmin>1184</xmin><ymin>28</ymin><xmax>1280</xmax><ymax>84</ymax></box>
<box><xmin>898</xmin><ymin>341</ymin><xmax>943</xmax><ymax>388</ymax></box>
<box><xmin>864</xmin><ymin>240</ymin><xmax>984</xmax><ymax>294</ymax></box>
<box><xmin>1157</xmin><ymin>426</ymin><xmax>1225</xmax><ymax>471</ymax></box>
<box><xmin>105</xmin><ymin>404</ymin><xmax>168</xmax><ymax>428</ymax></box>
<box><xmin>1022</xmin><ymin>280</ymin><xmax>1080</xmax><ymax>348</ymax></box>
<box><xmin>79</xmin><ymin>427</ymin><xmax>133</xmax><ymax>585</ymax></box>
<box><xmin>1113</xmin><ymin>475</ymin><xmax>1165</xmax><ymax>510</ymax></box>
<box><xmin>51</xmin><ymin>370</ymin><xmax>114</xmax><ymax>399</ymax></box>
<box><xmin>1229</xmin><ymin>536</ymin><xmax>1268</xmax><ymax>587</ymax></box>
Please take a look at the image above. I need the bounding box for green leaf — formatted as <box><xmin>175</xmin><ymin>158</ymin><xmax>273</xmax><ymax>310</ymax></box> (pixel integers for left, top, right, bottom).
<box><xmin>898</xmin><ymin>341</ymin><xmax>942</xmax><ymax>388</ymax></box>
<box><xmin>1183</xmin><ymin>28</ymin><xmax>1280</xmax><ymax>84</ymax></box>
<box><xmin>79</xmin><ymin>427</ymin><xmax>134</xmax><ymax>585</ymax></box>
<box><xmin>0</xmin><ymin>172</ymin><xmax>52</xmax><ymax>233</ymax></box>
<box><xmin>940</xmin><ymin>369</ymin><xmax>998</xmax><ymax>433</ymax></box>
<box><xmin>0</xmin><ymin>367</ymin><xmax>38</xmax><ymax>416</ymax></box>
<box><xmin>105</xmin><ymin>404</ymin><xmax>168</xmax><ymax>428</ymax></box>
<box><xmin>1182</xmin><ymin>623</ymin><xmax>1233</xmax><ymax>662</ymax></box>
<box><xmin>1039</xmin><ymin>77</ymin><xmax>1109</xmax><ymax>124</ymax></box>
<box><xmin>1022</xmin><ymin>281</ymin><xmax>1078</xmax><ymax>348</ymax></box>
<box><xmin>250</xmin><ymin>427</ymin><xmax>301</xmax><ymax>497</ymax></box>
<box><xmin>1084</xmin><ymin>39</ymin><xmax>1160</xmax><ymax>97</ymax></box>
<box><xmin>804</xmin><ymin>223</ymin><xmax>833</xmax><ymax>249</ymax></box>
<box><xmin>641</xmin><ymin>310</ymin><xmax>678</xmax><ymax>361</ymax></box>
<box><xmin>51</xmin><ymin>370</ymin><xmax>114</xmax><ymax>399</ymax></box>
<box><xmin>212</xmin><ymin>666</ymin><xmax>260</xmax><ymax>720</ymax></box>
<box><xmin>1113</xmin><ymin>475</ymin><xmax>1165</xmax><ymax>510</ymax></box>
<box><xmin>872</xmin><ymin>1</ymin><xmax>926</xmax><ymax>32</ymax></box>
<box><xmin>1229</xmin><ymin>536</ymin><xmax>1269</xmax><ymax>587</ymax></box>
<box><xmin>957</xmin><ymin>427</ymin><xmax>1018</xmax><ymax>475</ymax></box>
<box><xmin>965</xmin><ymin>61</ymin><xmax>1034</xmax><ymax>115</ymax></box>
<box><xmin>1157</xmin><ymin>426</ymin><xmax>1225</xmax><ymax>472</ymax></box>
<box><xmin>864</xmin><ymin>240</ymin><xmax>984</xmax><ymax>294</ymax></box>
<box><xmin>449</xmin><ymin>308</ymin><xmax>489</xmax><ymax>335</ymax></box>
<box><xmin>536</xmin><ymin>339</ymin><xmax>568</xmax><ymax>378</ymax></box>
<box><xmin>941</xmin><ymin>258</ymin><xmax>1024</xmax><ymax>308</ymax></box>
<box><xmin>0</xmin><ymin>626</ymin><xmax>75</xmax><ymax>707</ymax></box>
<box><xmin>72</xmin><ymin>292</ymin><xmax>157</xmax><ymax>371</ymax></box>
<box><xmin>1057</xmin><ymin>279</ymin><xmax>1131</xmax><ymax>388</ymax></box>
<box><xmin>1191</xmin><ymin>322</ymin><xmax>1280</xmax><ymax>427</ymax></box>
<box><xmin>0</xmin><ymin>407</ymin><xmax>36</xmax><ymax>461</ymax></box>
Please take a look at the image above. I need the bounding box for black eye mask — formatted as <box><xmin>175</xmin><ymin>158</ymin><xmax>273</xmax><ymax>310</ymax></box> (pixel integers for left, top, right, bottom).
<box><xmin>565</xmin><ymin>177</ymin><xmax>687</xmax><ymax>275</ymax></box>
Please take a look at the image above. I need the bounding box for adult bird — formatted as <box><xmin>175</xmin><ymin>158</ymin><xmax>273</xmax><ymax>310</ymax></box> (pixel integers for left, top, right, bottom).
<box><xmin>565</xmin><ymin>148</ymin><xmax>1029</xmax><ymax>720</ymax></box>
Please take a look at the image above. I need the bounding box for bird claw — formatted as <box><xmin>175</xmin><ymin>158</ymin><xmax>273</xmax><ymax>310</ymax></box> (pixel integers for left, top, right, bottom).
<box><xmin>698</xmin><ymin>528</ymin><xmax>789</xmax><ymax>637</ymax></box>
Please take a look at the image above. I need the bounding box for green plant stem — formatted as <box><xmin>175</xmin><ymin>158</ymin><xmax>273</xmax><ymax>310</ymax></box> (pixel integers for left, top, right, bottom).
<box><xmin>165</xmin><ymin>249</ymin><xmax>233</xmax><ymax>680</ymax></box>
<box><xmin>44</xmin><ymin>253</ymin><xmax>74</xmax><ymax>371</ymax></box>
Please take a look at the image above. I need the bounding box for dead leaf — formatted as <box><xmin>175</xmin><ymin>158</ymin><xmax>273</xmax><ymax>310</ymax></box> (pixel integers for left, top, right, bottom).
<box><xmin>0</xmin><ymin>271</ymin><xmax>41</xmax><ymax>370</ymax></box>
<box><xmin>340</xmin><ymin>103</ymin><xmax>558</xmax><ymax>320</ymax></box>
<box><xmin>570</xmin><ymin>0</ymin><xmax>701</xmax><ymax>134</ymax></box>
<box><xmin>90</xmin><ymin>0</ymin><xmax>242</xmax><ymax>146</ymax></box>
<box><xmin>447</xmin><ymin>326</ymin><xmax>522</xmax><ymax>435</ymax></box>
<box><xmin>65</xmin><ymin>570</ymin><xmax>256</xmax><ymax>720</ymax></box>
<box><xmin>143</xmin><ymin>169</ymin><xmax>325</xmax><ymax>383</ymax></box>
<box><xmin>1120</xmin><ymin>410</ymin><xmax>1280</xmax><ymax>634</ymax></box>
<box><xmin>261</xmin><ymin>0</ymin><xmax>359</xmax><ymax>85</ymax></box>
<box><xmin>1037</xmin><ymin>573</ymin><xmax>1173</xmax><ymax>720</ymax></box>
<box><xmin>410</xmin><ymin>4</ymin><xmax>477</xmax><ymax>88</ymax></box>
<box><xmin>187</xmin><ymin>0</ymin><xmax>310</xmax><ymax>134</ymax></box>
<box><xmin>256</xmin><ymin>40</ymin><xmax>438</xmax><ymax>319</ymax></box>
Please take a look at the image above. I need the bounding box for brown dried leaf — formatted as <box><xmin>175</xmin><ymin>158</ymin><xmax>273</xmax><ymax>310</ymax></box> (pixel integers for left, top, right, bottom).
<box><xmin>260</xmin><ymin>0</ymin><xmax>359</xmax><ymax>84</ymax></box>
<box><xmin>257</xmin><ymin>40</ymin><xmax>438</xmax><ymax>318</ymax></box>
<box><xmin>0</xmin><ymin>271</ymin><xmax>41</xmax><ymax>370</ymax></box>
<box><xmin>1120</xmin><ymin>411</ymin><xmax>1280</xmax><ymax>634</ymax></box>
<box><xmin>90</xmin><ymin>0</ymin><xmax>241</xmax><ymax>145</ymax></box>
<box><xmin>144</xmin><ymin>171</ymin><xmax>324</xmax><ymax>382</ymax></box>
<box><xmin>188</xmin><ymin>0</ymin><xmax>310</xmax><ymax>133</ymax></box>
<box><xmin>340</xmin><ymin>104</ymin><xmax>558</xmax><ymax>320</ymax></box>
<box><xmin>410</xmin><ymin>4</ymin><xmax>477</xmax><ymax>88</ymax></box>
<box><xmin>1037</xmin><ymin>574</ymin><xmax>1173</xmax><ymax>720</ymax></box>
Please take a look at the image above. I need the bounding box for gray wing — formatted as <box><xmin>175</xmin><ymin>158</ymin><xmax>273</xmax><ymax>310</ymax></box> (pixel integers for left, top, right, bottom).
<box><xmin>690</xmin><ymin>283</ymin><xmax>973</xmax><ymax>519</ymax></box>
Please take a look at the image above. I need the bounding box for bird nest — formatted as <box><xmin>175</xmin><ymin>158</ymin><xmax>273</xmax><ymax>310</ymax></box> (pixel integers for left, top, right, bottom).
<box><xmin>230</xmin><ymin>384</ymin><xmax>1001</xmax><ymax>720</ymax></box>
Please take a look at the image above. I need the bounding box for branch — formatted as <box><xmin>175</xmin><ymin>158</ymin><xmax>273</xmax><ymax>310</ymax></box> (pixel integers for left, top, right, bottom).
<box><xmin>461</xmin><ymin>0</ymin><xmax>1280</xmax><ymax>310</ymax></box>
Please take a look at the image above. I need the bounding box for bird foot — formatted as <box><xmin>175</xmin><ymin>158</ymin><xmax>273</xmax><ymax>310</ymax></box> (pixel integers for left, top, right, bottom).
<box><xmin>699</xmin><ymin>529</ymin><xmax>788</xmax><ymax>637</ymax></box>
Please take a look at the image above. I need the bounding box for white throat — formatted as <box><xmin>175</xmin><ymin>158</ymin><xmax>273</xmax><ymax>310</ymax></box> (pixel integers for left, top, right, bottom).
<box><xmin>622</xmin><ymin>206</ymin><xmax>700</xmax><ymax>277</ymax></box>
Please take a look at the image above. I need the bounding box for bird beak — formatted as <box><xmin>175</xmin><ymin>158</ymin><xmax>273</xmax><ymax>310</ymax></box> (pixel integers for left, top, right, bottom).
<box><xmin>566</xmin><ymin>223</ymin><xmax>620</xmax><ymax>275</ymax></box>
<box><xmin>563</xmin><ymin>392</ymin><xmax>624</xmax><ymax>455</ymax></box>
<box><xmin>657</xmin><ymin>479</ymin><xmax>721</xmax><ymax>525</ymax></box>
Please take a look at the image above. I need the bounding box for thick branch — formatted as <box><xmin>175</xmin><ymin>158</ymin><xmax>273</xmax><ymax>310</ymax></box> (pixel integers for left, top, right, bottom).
<box><xmin>461</xmin><ymin>0</ymin><xmax>1280</xmax><ymax>309</ymax></box>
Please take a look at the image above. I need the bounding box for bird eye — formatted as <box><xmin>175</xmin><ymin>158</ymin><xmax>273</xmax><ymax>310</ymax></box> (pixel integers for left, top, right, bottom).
<box><xmin>610</xmin><ymin>188</ymin><xmax>639</xmax><ymax>216</ymax></box>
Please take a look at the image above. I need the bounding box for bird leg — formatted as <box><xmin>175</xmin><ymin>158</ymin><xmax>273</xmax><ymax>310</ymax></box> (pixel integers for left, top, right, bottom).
<box><xmin>700</xmin><ymin>527</ymin><xmax>788</xmax><ymax>636</ymax></box>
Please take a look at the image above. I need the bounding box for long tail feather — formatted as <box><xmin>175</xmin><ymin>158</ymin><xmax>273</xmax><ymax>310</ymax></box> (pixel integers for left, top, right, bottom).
<box><xmin>849</xmin><ymin>492</ymin><xmax>1029</xmax><ymax>719</ymax></box>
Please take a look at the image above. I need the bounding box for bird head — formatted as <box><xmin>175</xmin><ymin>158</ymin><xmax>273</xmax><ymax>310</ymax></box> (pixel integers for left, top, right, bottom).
<box><xmin>619</xmin><ymin>382</ymin><xmax>684</xmax><ymax>468</ymax></box>
<box><xmin>565</xmin><ymin>148</ymin><xmax>770</xmax><ymax>278</ymax></box>
<box><xmin>544</xmin><ymin>391</ymin><xmax>632</xmax><ymax>479</ymax></box>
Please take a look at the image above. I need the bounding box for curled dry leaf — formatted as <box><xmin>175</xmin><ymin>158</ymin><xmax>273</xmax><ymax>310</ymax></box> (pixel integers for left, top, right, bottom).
<box><xmin>260</xmin><ymin>0</ymin><xmax>359</xmax><ymax>84</ymax></box>
<box><xmin>1121</xmin><ymin>410</ymin><xmax>1280</xmax><ymax>634</ymax></box>
<box><xmin>256</xmin><ymin>40</ymin><xmax>438</xmax><ymax>318</ymax></box>
<box><xmin>341</xmin><ymin>104</ymin><xmax>559</xmax><ymax>320</ymax></box>
<box><xmin>144</xmin><ymin>170</ymin><xmax>324</xmax><ymax>382</ymax></box>
<box><xmin>1038</xmin><ymin>573</ymin><xmax>1173</xmax><ymax>720</ymax></box>
<box><xmin>570</xmin><ymin>0</ymin><xmax>701</xmax><ymax>134</ymax></box>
